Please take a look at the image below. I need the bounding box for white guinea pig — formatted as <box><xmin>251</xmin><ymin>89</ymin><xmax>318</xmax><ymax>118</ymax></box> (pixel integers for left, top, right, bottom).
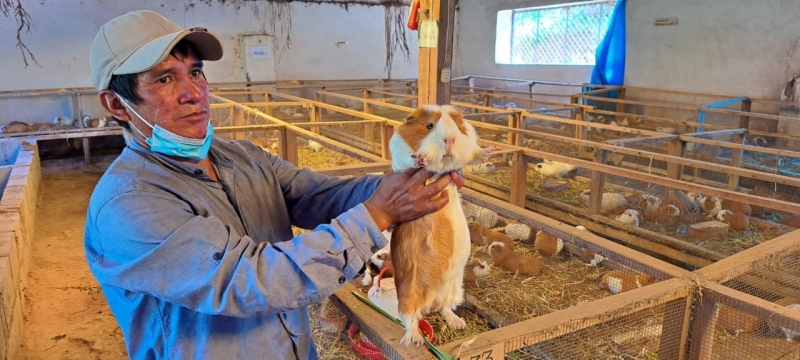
<box><xmin>387</xmin><ymin>104</ymin><xmax>494</xmax><ymax>347</ymax></box>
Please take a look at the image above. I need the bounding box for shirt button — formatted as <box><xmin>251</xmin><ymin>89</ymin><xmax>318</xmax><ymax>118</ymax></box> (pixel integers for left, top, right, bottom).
<box><xmin>338</xmin><ymin>276</ymin><xmax>346</xmax><ymax>284</ymax></box>
<box><xmin>370</xmin><ymin>245</ymin><xmax>379</xmax><ymax>253</ymax></box>
<box><xmin>212</xmin><ymin>252</ymin><xmax>223</xmax><ymax>261</ymax></box>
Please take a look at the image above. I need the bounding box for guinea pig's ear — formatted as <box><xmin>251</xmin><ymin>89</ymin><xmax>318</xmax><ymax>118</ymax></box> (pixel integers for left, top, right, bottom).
<box><xmin>447</xmin><ymin>107</ymin><xmax>464</xmax><ymax>123</ymax></box>
<box><xmin>405</xmin><ymin>108</ymin><xmax>428</xmax><ymax>124</ymax></box>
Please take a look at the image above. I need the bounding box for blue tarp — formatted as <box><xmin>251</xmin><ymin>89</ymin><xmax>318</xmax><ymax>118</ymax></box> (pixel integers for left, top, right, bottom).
<box><xmin>591</xmin><ymin>0</ymin><xmax>627</xmax><ymax>86</ymax></box>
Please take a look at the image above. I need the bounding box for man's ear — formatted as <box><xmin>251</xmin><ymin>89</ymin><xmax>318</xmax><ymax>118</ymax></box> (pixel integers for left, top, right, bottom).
<box><xmin>98</xmin><ymin>90</ymin><xmax>132</xmax><ymax>123</ymax></box>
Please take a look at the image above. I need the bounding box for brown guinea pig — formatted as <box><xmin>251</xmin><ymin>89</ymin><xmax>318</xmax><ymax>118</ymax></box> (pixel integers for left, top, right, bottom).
<box><xmin>489</xmin><ymin>241</ymin><xmax>542</xmax><ymax>275</ymax></box>
<box><xmin>600</xmin><ymin>270</ymin><xmax>654</xmax><ymax>294</ymax></box>
<box><xmin>534</xmin><ymin>230</ymin><xmax>563</xmax><ymax>257</ymax></box>
<box><xmin>388</xmin><ymin>104</ymin><xmax>495</xmax><ymax>347</ymax></box>
<box><xmin>463</xmin><ymin>259</ymin><xmax>492</xmax><ymax>282</ymax></box>
<box><xmin>644</xmin><ymin>204</ymin><xmax>681</xmax><ymax>223</ymax></box>
<box><xmin>717</xmin><ymin>210</ymin><xmax>750</xmax><ymax>231</ymax></box>
<box><xmin>468</xmin><ymin>221</ymin><xmax>514</xmax><ymax>249</ymax></box>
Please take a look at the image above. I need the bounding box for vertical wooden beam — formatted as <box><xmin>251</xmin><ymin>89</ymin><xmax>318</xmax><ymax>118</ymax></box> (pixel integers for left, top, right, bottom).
<box><xmin>315</xmin><ymin>88</ymin><xmax>324</xmax><ymax>123</ymax></box>
<box><xmin>309</xmin><ymin>103</ymin><xmax>320</xmax><ymax>135</ymax></box>
<box><xmin>658</xmin><ymin>296</ymin><xmax>692</xmax><ymax>360</ymax></box>
<box><xmin>688</xmin><ymin>297</ymin><xmax>719</xmax><ymax>360</ymax></box>
<box><xmin>71</xmin><ymin>92</ymin><xmax>91</xmax><ymax>165</ymax></box>
<box><xmin>507</xmin><ymin>113</ymin><xmax>519</xmax><ymax>146</ymax></box>
<box><xmin>588</xmin><ymin>149</ymin><xmax>607</xmax><ymax>215</ymax></box>
<box><xmin>417</xmin><ymin>0</ymin><xmax>455</xmax><ymax>106</ymax></box>
<box><xmin>232</xmin><ymin>107</ymin><xmax>245</xmax><ymax>140</ymax></box>
<box><xmin>615</xmin><ymin>88</ymin><xmax>626</xmax><ymax>114</ymax></box>
<box><xmin>279</xmin><ymin>127</ymin><xmax>298</xmax><ymax>165</ymax></box>
<box><xmin>739</xmin><ymin>99</ymin><xmax>751</xmax><ymax>129</ymax></box>
<box><xmin>363</xmin><ymin>89</ymin><xmax>374</xmax><ymax>144</ymax></box>
<box><xmin>264</xmin><ymin>92</ymin><xmax>273</xmax><ymax>117</ymax></box>
<box><xmin>381</xmin><ymin>124</ymin><xmax>394</xmax><ymax>160</ymax></box>
<box><xmin>509</xmin><ymin>151</ymin><xmax>527</xmax><ymax>207</ymax></box>
<box><xmin>728</xmin><ymin>134</ymin><xmax>744</xmax><ymax>189</ymax></box>
<box><xmin>667</xmin><ymin>138</ymin><xmax>685</xmax><ymax>180</ymax></box>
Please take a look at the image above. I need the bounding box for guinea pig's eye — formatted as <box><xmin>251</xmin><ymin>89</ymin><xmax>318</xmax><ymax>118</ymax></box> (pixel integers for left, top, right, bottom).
<box><xmin>426</xmin><ymin>123</ymin><xmax>433</xmax><ymax>129</ymax></box>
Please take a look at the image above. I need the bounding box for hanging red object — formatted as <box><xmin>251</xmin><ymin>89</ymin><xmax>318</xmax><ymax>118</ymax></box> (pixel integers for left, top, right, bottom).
<box><xmin>407</xmin><ymin>0</ymin><xmax>421</xmax><ymax>30</ymax></box>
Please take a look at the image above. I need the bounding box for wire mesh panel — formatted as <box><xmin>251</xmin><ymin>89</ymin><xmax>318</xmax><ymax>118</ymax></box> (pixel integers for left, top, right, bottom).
<box><xmin>509</xmin><ymin>1</ymin><xmax>616</xmax><ymax>65</ymax></box>
<box><xmin>505</xmin><ymin>297</ymin><xmax>687</xmax><ymax>359</ymax></box>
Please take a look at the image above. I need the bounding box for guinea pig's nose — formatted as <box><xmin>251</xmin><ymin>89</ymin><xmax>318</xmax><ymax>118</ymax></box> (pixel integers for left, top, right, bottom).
<box><xmin>443</xmin><ymin>137</ymin><xmax>455</xmax><ymax>144</ymax></box>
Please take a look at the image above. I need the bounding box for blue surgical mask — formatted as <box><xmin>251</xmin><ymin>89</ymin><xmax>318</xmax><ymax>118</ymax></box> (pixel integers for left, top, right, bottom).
<box><xmin>116</xmin><ymin>94</ymin><xmax>213</xmax><ymax>161</ymax></box>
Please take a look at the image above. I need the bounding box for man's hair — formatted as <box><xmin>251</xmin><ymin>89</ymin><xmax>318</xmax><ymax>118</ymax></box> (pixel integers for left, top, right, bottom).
<box><xmin>107</xmin><ymin>40</ymin><xmax>202</xmax><ymax>129</ymax></box>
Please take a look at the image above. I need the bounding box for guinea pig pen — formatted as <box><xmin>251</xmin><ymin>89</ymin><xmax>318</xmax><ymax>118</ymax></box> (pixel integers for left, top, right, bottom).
<box><xmin>0</xmin><ymin>88</ymin><xmax>125</xmax><ymax>164</ymax></box>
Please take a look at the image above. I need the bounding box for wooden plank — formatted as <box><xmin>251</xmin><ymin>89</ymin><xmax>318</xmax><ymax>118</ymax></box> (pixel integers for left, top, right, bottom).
<box><xmin>381</xmin><ymin>124</ymin><xmax>393</xmax><ymax>160</ymax></box>
<box><xmin>696</xmin><ymin>228</ymin><xmax>800</xmax><ymax>283</ymax></box>
<box><xmin>314</xmin><ymin>162</ymin><xmax>391</xmax><ymax>177</ymax></box>
<box><xmin>436</xmin><ymin>278</ymin><xmax>693</xmax><ymax>360</ymax></box>
<box><xmin>588</xmin><ymin>109</ymin><xmax>730</xmax><ymax>131</ymax></box>
<box><xmin>279</xmin><ymin>128</ymin><xmax>298</xmax><ymax>165</ymax></box>
<box><xmin>330</xmin><ymin>283</ymin><xmax>430</xmax><ymax>360</ymax></box>
<box><xmin>739</xmin><ymin>99</ymin><xmax>751</xmax><ymax>129</ymax></box>
<box><xmin>658</xmin><ymin>296</ymin><xmax>692</xmax><ymax>360</ymax></box>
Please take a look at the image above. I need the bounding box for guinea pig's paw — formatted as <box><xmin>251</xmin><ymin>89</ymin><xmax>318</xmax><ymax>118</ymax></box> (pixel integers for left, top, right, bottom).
<box><xmin>478</xmin><ymin>146</ymin><xmax>497</xmax><ymax>163</ymax></box>
<box><xmin>411</xmin><ymin>153</ymin><xmax>429</xmax><ymax>168</ymax></box>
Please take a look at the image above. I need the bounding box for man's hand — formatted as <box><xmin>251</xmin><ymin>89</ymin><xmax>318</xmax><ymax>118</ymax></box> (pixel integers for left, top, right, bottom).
<box><xmin>364</xmin><ymin>168</ymin><xmax>458</xmax><ymax>230</ymax></box>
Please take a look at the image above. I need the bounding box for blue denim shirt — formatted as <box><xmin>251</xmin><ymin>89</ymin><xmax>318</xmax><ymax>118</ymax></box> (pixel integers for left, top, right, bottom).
<box><xmin>84</xmin><ymin>137</ymin><xmax>387</xmax><ymax>359</ymax></box>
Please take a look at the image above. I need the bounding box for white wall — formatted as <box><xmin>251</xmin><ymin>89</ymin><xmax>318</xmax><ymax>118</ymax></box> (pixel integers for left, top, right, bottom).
<box><xmin>0</xmin><ymin>0</ymin><xmax>418</xmax><ymax>91</ymax></box>
<box><xmin>453</xmin><ymin>0</ymin><xmax>594</xmax><ymax>84</ymax></box>
<box><xmin>626</xmin><ymin>0</ymin><xmax>800</xmax><ymax>101</ymax></box>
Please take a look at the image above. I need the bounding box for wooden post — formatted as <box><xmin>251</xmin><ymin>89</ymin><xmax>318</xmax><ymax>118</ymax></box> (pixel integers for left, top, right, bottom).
<box><xmin>615</xmin><ymin>88</ymin><xmax>626</xmax><ymax>113</ymax></box>
<box><xmin>279</xmin><ymin>127</ymin><xmax>298</xmax><ymax>165</ymax></box>
<box><xmin>588</xmin><ymin>149</ymin><xmax>607</xmax><ymax>215</ymax></box>
<box><xmin>263</xmin><ymin>92</ymin><xmax>273</xmax><ymax>116</ymax></box>
<box><xmin>739</xmin><ymin>99</ymin><xmax>751</xmax><ymax>129</ymax></box>
<box><xmin>363</xmin><ymin>89</ymin><xmax>374</xmax><ymax>144</ymax></box>
<box><xmin>309</xmin><ymin>103</ymin><xmax>320</xmax><ymax>135</ymax></box>
<box><xmin>688</xmin><ymin>296</ymin><xmax>719</xmax><ymax>360</ymax></box>
<box><xmin>381</xmin><ymin>124</ymin><xmax>394</xmax><ymax>160</ymax></box>
<box><xmin>417</xmin><ymin>0</ymin><xmax>456</xmax><ymax>106</ymax></box>
<box><xmin>314</xmin><ymin>88</ymin><xmax>324</xmax><ymax>123</ymax></box>
<box><xmin>658</xmin><ymin>296</ymin><xmax>692</xmax><ymax>360</ymax></box>
<box><xmin>232</xmin><ymin>107</ymin><xmax>245</xmax><ymax>140</ymax></box>
<box><xmin>507</xmin><ymin>113</ymin><xmax>519</xmax><ymax>146</ymax></box>
<box><xmin>509</xmin><ymin>151</ymin><xmax>527</xmax><ymax>207</ymax></box>
<box><xmin>667</xmin><ymin>138</ymin><xmax>685</xmax><ymax>180</ymax></box>
<box><xmin>71</xmin><ymin>92</ymin><xmax>92</xmax><ymax>165</ymax></box>
<box><xmin>728</xmin><ymin>134</ymin><xmax>744</xmax><ymax>189</ymax></box>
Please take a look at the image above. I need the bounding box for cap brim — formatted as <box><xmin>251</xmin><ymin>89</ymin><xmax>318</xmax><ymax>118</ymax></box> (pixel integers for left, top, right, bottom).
<box><xmin>113</xmin><ymin>28</ymin><xmax>223</xmax><ymax>76</ymax></box>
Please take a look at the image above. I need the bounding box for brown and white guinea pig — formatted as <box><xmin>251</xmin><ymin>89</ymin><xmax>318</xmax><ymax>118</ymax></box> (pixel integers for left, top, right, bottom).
<box><xmin>534</xmin><ymin>230</ymin><xmax>563</xmax><ymax>257</ymax></box>
<box><xmin>702</xmin><ymin>196</ymin><xmax>752</xmax><ymax>217</ymax></box>
<box><xmin>463</xmin><ymin>259</ymin><xmax>492</xmax><ymax>282</ymax></box>
<box><xmin>359</xmin><ymin>229</ymin><xmax>394</xmax><ymax>287</ymax></box>
<box><xmin>388</xmin><ymin>104</ymin><xmax>495</xmax><ymax>347</ymax></box>
<box><xmin>615</xmin><ymin>209</ymin><xmax>641</xmax><ymax>227</ymax></box>
<box><xmin>717</xmin><ymin>210</ymin><xmax>750</xmax><ymax>231</ymax></box>
<box><xmin>0</xmin><ymin>121</ymin><xmax>29</xmax><ymax>134</ymax></box>
<box><xmin>489</xmin><ymin>241</ymin><xmax>542</xmax><ymax>276</ymax></box>
<box><xmin>644</xmin><ymin>204</ymin><xmax>681</xmax><ymax>223</ymax></box>
<box><xmin>467</xmin><ymin>221</ymin><xmax>514</xmax><ymax>249</ymax></box>
<box><xmin>600</xmin><ymin>270</ymin><xmax>654</xmax><ymax>295</ymax></box>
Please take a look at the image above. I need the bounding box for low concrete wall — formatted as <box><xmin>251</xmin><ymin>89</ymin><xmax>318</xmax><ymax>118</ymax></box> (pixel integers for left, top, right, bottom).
<box><xmin>0</xmin><ymin>140</ymin><xmax>40</xmax><ymax>359</ymax></box>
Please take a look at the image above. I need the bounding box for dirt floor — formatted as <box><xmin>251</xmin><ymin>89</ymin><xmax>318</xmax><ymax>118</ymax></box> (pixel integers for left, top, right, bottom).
<box><xmin>18</xmin><ymin>153</ymin><xmax>129</xmax><ymax>360</ymax></box>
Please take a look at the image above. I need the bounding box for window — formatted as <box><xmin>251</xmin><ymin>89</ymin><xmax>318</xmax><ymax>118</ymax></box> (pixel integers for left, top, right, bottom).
<box><xmin>495</xmin><ymin>0</ymin><xmax>617</xmax><ymax>65</ymax></box>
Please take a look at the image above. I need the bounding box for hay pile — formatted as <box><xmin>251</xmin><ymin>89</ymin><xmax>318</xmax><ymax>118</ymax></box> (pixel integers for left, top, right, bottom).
<box><xmin>297</xmin><ymin>146</ymin><xmax>363</xmax><ymax>169</ymax></box>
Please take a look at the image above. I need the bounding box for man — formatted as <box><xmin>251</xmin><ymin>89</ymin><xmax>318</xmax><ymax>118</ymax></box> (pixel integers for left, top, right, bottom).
<box><xmin>84</xmin><ymin>10</ymin><xmax>462</xmax><ymax>360</ymax></box>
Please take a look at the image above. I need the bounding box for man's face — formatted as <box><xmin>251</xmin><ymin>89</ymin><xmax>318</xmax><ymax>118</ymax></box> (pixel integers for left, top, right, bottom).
<box><xmin>128</xmin><ymin>47</ymin><xmax>210</xmax><ymax>140</ymax></box>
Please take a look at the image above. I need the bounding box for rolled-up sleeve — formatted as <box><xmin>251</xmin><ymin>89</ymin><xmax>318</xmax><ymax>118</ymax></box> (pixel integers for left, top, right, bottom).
<box><xmin>87</xmin><ymin>189</ymin><xmax>388</xmax><ymax>318</ymax></box>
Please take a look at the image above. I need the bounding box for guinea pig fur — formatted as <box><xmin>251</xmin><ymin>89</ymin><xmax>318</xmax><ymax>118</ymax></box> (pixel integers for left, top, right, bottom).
<box><xmin>388</xmin><ymin>104</ymin><xmax>494</xmax><ymax>347</ymax></box>
<box><xmin>468</xmin><ymin>221</ymin><xmax>514</xmax><ymax>249</ymax></box>
<box><xmin>644</xmin><ymin>204</ymin><xmax>681</xmax><ymax>223</ymax></box>
<box><xmin>534</xmin><ymin>230</ymin><xmax>563</xmax><ymax>257</ymax></box>
<box><xmin>489</xmin><ymin>241</ymin><xmax>542</xmax><ymax>276</ymax></box>
<box><xmin>615</xmin><ymin>209</ymin><xmax>641</xmax><ymax>227</ymax></box>
<box><xmin>600</xmin><ymin>270</ymin><xmax>654</xmax><ymax>295</ymax></box>
<box><xmin>463</xmin><ymin>259</ymin><xmax>492</xmax><ymax>282</ymax></box>
<box><xmin>717</xmin><ymin>210</ymin><xmax>750</xmax><ymax>231</ymax></box>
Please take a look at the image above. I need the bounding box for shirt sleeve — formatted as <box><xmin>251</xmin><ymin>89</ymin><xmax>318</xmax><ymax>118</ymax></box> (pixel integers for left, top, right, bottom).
<box><xmin>87</xmin><ymin>189</ymin><xmax>388</xmax><ymax>318</ymax></box>
<box><xmin>264</xmin><ymin>153</ymin><xmax>384</xmax><ymax>230</ymax></box>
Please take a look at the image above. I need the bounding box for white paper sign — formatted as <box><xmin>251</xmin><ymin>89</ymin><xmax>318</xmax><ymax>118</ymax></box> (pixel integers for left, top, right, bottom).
<box><xmin>250</xmin><ymin>46</ymin><xmax>271</xmax><ymax>61</ymax></box>
<box><xmin>419</xmin><ymin>20</ymin><xmax>438</xmax><ymax>48</ymax></box>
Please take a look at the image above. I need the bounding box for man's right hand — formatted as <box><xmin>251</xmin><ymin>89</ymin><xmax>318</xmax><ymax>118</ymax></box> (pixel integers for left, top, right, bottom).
<box><xmin>363</xmin><ymin>168</ymin><xmax>455</xmax><ymax>230</ymax></box>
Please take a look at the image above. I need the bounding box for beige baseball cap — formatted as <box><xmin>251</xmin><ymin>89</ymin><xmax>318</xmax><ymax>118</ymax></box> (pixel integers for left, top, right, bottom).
<box><xmin>90</xmin><ymin>10</ymin><xmax>224</xmax><ymax>90</ymax></box>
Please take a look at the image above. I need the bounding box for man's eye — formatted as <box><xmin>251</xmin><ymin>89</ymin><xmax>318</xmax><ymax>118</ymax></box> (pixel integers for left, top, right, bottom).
<box><xmin>158</xmin><ymin>77</ymin><xmax>170</xmax><ymax>84</ymax></box>
<box><xmin>191</xmin><ymin>69</ymin><xmax>203</xmax><ymax>77</ymax></box>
